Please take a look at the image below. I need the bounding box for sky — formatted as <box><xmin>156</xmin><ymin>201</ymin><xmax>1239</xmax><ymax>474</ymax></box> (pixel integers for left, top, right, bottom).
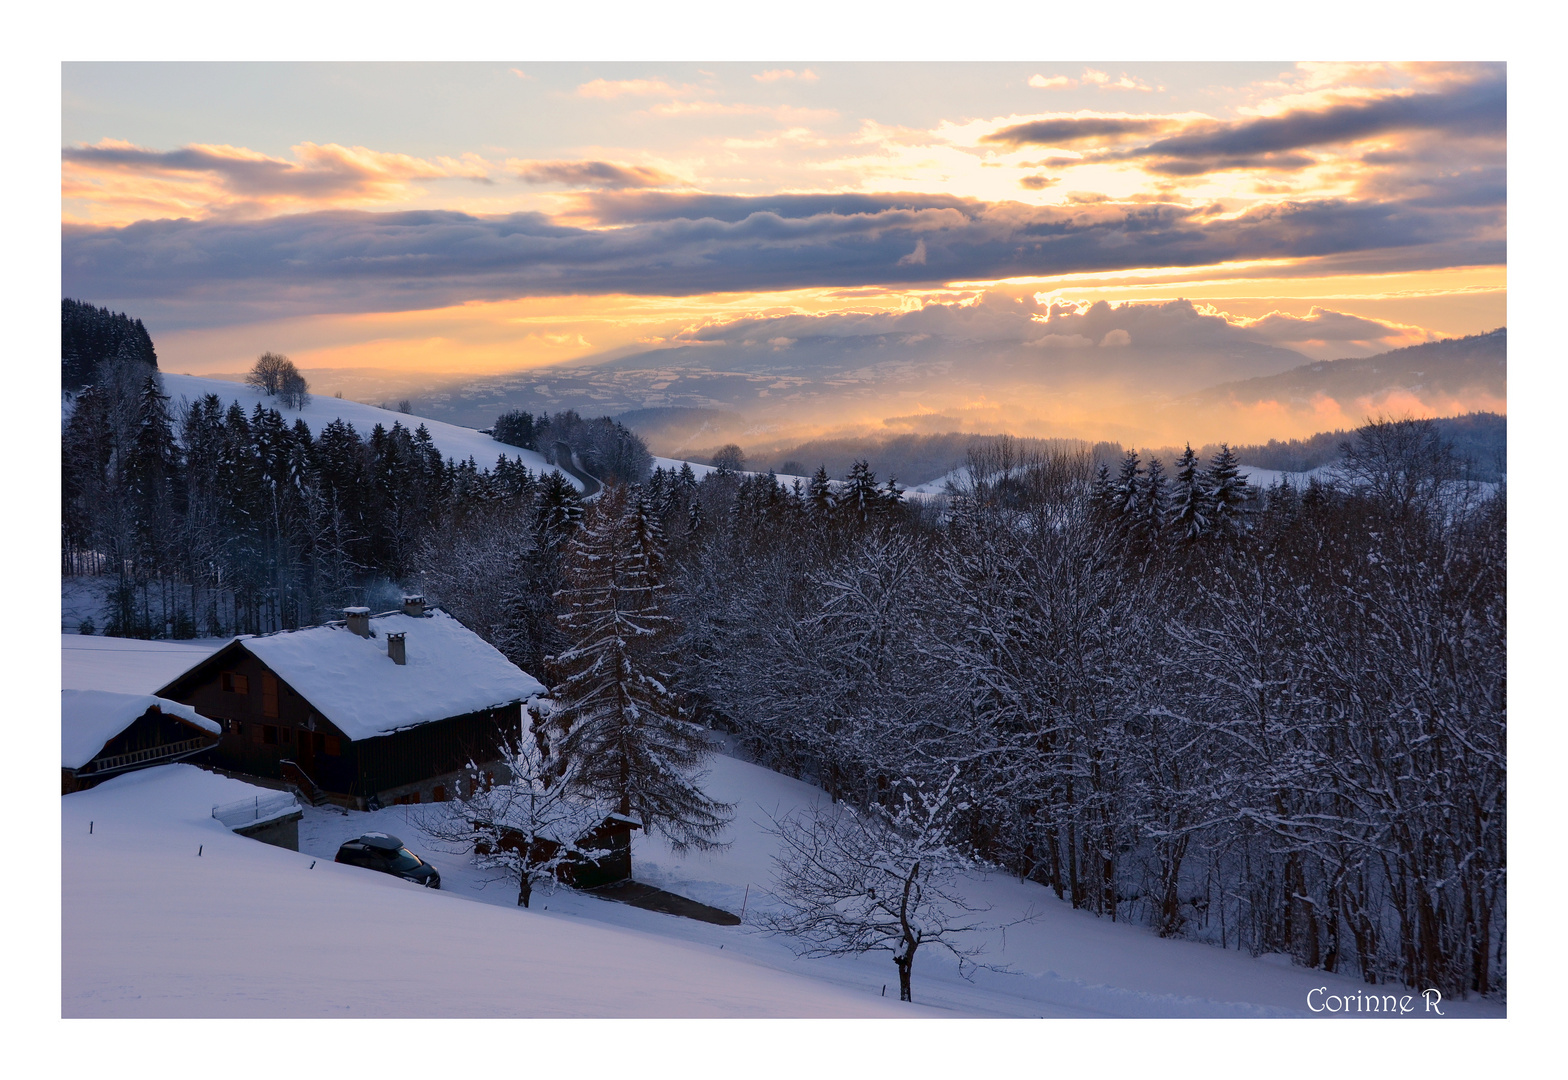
<box><xmin>61</xmin><ymin>61</ymin><xmax>1505</xmax><ymax>393</ymax></box>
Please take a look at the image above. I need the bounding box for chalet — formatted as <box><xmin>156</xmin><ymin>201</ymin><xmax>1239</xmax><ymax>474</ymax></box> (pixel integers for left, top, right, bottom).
<box><xmin>154</xmin><ymin>598</ymin><xmax>546</xmax><ymax>809</ymax></box>
<box><xmin>62</xmin><ymin>690</ymin><xmax>222</xmax><ymax>794</ymax></box>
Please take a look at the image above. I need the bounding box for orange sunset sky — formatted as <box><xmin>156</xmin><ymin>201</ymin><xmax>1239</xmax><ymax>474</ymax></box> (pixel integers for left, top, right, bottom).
<box><xmin>61</xmin><ymin>61</ymin><xmax>1505</xmax><ymax>445</ymax></box>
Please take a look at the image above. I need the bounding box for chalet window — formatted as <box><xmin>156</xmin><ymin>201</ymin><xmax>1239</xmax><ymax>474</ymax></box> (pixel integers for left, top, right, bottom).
<box><xmin>280</xmin><ymin>726</ymin><xmax>292</xmax><ymax>744</ymax></box>
<box><xmin>263</xmin><ymin>725</ymin><xmax>278</xmax><ymax>745</ymax></box>
<box><xmin>324</xmin><ymin>736</ymin><xmax>342</xmax><ymax>757</ymax></box>
<box><xmin>261</xmin><ymin>673</ymin><xmax>279</xmax><ymax>718</ymax></box>
<box><xmin>432</xmin><ymin>785</ymin><xmax>446</xmax><ymax>802</ymax></box>
<box><xmin>220</xmin><ymin>671</ymin><xmax>249</xmax><ymax>695</ymax></box>
<box><xmin>249</xmin><ymin>723</ymin><xmax>262</xmax><ymax>744</ymax></box>
<box><xmin>312</xmin><ymin>732</ymin><xmax>326</xmax><ymax>754</ymax></box>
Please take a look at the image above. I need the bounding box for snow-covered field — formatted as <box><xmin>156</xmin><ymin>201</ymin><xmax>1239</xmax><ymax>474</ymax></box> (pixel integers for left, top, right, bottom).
<box><xmin>61</xmin><ymin>633</ymin><xmax>225</xmax><ymax>692</ymax></box>
<box><xmin>62</xmin><ymin>764</ymin><xmax>921</xmax><ymax>1019</ymax></box>
<box><xmin>62</xmin><ymin>751</ymin><xmax>1503</xmax><ymax>1019</ymax></box>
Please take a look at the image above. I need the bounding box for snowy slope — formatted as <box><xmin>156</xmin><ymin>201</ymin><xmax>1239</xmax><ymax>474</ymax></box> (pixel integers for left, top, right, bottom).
<box><xmin>63</xmin><ymin>754</ymin><xmax>1505</xmax><ymax>1018</ymax></box>
<box><xmin>155</xmin><ymin>374</ymin><xmax>581</xmax><ymax>489</ymax></box>
<box><xmin>62</xmin><ymin>765</ymin><xmax>925</xmax><ymax>1019</ymax></box>
<box><xmin>296</xmin><ymin>747</ymin><xmax>1504</xmax><ymax>1019</ymax></box>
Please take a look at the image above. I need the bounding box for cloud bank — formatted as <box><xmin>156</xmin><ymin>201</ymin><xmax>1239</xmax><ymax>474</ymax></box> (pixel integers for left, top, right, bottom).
<box><xmin>63</xmin><ymin>184</ymin><xmax>1503</xmax><ymax>329</ymax></box>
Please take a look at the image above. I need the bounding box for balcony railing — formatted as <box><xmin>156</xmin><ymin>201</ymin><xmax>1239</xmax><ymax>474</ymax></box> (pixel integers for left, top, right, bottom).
<box><xmin>84</xmin><ymin>736</ymin><xmax>212</xmax><ymax>775</ymax></box>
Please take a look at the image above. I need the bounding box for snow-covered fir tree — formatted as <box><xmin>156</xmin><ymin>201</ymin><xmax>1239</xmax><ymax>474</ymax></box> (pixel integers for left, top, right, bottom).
<box><xmin>548</xmin><ymin>483</ymin><xmax>732</xmax><ymax>851</ymax></box>
<box><xmin>1112</xmin><ymin>449</ymin><xmax>1144</xmax><ymax>518</ymax></box>
<box><xmin>1206</xmin><ymin>443</ymin><xmax>1250</xmax><ymax>536</ymax></box>
<box><xmin>1170</xmin><ymin>442</ymin><xmax>1210</xmax><ymax>541</ymax></box>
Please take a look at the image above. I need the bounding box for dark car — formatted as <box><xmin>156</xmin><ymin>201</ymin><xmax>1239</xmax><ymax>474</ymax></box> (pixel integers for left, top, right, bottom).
<box><xmin>334</xmin><ymin>832</ymin><xmax>441</xmax><ymax>889</ymax></box>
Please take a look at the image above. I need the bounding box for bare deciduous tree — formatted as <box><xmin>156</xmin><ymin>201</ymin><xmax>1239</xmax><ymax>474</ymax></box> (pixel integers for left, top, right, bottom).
<box><xmin>245</xmin><ymin>351</ymin><xmax>292</xmax><ymax>395</ymax></box>
<box><xmin>759</xmin><ymin>770</ymin><xmax>1002</xmax><ymax>1002</ymax></box>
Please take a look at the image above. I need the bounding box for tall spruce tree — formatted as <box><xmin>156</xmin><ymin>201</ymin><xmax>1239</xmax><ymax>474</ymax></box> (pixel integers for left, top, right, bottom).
<box><xmin>1207</xmin><ymin>444</ymin><xmax>1250</xmax><ymax>536</ymax></box>
<box><xmin>549</xmin><ymin>484</ymin><xmax>732</xmax><ymax>851</ymax></box>
<box><xmin>808</xmin><ymin>465</ymin><xmax>834</xmax><ymax>517</ymax></box>
<box><xmin>1170</xmin><ymin>443</ymin><xmax>1210</xmax><ymax>542</ymax></box>
<box><xmin>1112</xmin><ymin>449</ymin><xmax>1144</xmax><ymax>518</ymax></box>
<box><xmin>1137</xmin><ymin>456</ymin><xmax>1169</xmax><ymax>545</ymax></box>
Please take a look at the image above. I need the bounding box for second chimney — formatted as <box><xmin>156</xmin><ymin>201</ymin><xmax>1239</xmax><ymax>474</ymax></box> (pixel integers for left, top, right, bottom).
<box><xmin>387</xmin><ymin>631</ymin><xmax>407</xmax><ymax>665</ymax></box>
<box><xmin>343</xmin><ymin>606</ymin><xmax>372</xmax><ymax>638</ymax></box>
<box><xmin>402</xmin><ymin>594</ymin><xmax>426</xmax><ymax>617</ymax></box>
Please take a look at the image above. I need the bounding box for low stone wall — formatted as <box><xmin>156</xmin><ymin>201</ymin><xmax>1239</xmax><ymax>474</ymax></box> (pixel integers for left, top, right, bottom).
<box><xmin>232</xmin><ymin>811</ymin><xmax>302</xmax><ymax>851</ymax></box>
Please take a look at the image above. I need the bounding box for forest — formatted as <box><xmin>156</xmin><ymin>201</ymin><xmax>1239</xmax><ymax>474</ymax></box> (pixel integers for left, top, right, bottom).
<box><xmin>61</xmin><ymin>329</ymin><xmax>1505</xmax><ymax>999</ymax></box>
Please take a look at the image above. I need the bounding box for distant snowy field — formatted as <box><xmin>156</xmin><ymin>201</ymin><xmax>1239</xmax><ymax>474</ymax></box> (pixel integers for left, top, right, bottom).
<box><xmin>62</xmin><ymin>751</ymin><xmax>1504</xmax><ymax>1018</ymax></box>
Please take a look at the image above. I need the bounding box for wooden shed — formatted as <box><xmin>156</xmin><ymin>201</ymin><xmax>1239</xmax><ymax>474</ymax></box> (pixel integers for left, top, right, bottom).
<box><xmin>476</xmin><ymin>813</ymin><xmax>642</xmax><ymax>889</ymax></box>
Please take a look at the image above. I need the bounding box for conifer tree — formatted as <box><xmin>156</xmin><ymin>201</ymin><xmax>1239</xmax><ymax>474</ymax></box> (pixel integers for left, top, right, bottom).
<box><xmin>1137</xmin><ymin>456</ymin><xmax>1169</xmax><ymax>545</ymax></box>
<box><xmin>1170</xmin><ymin>443</ymin><xmax>1210</xmax><ymax>542</ymax></box>
<box><xmin>837</xmin><ymin>460</ymin><xmax>883</xmax><ymax>527</ymax></box>
<box><xmin>1207</xmin><ymin>443</ymin><xmax>1250</xmax><ymax>536</ymax></box>
<box><xmin>1089</xmin><ymin>461</ymin><xmax>1115</xmax><ymax>518</ymax></box>
<box><xmin>1112</xmin><ymin>449</ymin><xmax>1144</xmax><ymax>518</ymax></box>
<box><xmin>808</xmin><ymin>465</ymin><xmax>834</xmax><ymax>517</ymax></box>
<box><xmin>549</xmin><ymin>484</ymin><xmax>732</xmax><ymax>851</ymax></box>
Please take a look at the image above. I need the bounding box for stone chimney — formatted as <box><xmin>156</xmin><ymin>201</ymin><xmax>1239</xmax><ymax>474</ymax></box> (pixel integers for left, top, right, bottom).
<box><xmin>343</xmin><ymin>606</ymin><xmax>372</xmax><ymax>638</ymax></box>
<box><xmin>387</xmin><ymin>631</ymin><xmax>407</xmax><ymax>666</ymax></box>
<box><xmin>401</xmin><ymin>594</ymin><xmax>426</xmax><ymax>617</ymax></box>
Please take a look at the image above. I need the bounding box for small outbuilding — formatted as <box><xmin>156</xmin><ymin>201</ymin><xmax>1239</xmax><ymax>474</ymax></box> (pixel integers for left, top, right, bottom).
<box><xmin>477</xmin><ymin>812</ymin><xmax>642</xmax><ymax>890</ymax></box>
<box><xmin>154</xmin><ymin>600</ymin><xmax>546</xmax><ymax>809</ymax></box>
<box><xmin>62</xmin><ymin>690</ymin><xmax>222</xmax><ymax>794</ymax></box>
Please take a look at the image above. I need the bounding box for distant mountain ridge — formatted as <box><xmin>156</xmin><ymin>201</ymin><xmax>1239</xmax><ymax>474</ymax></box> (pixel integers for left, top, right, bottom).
<box><xmin>1189</xmin><ymin>328</ymin><xmax>1505</xmax><ymax>410</ymax></box>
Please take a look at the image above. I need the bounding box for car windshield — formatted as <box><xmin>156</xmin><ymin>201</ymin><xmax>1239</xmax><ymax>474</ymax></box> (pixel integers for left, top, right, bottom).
<box><xmin>387</xmin><ymin>848</ymin><xmax>422</xmax><ymax>872</ymax></box>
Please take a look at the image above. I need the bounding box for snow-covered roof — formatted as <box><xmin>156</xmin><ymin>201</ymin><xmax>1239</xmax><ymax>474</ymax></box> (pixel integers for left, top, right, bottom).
<box><xmin>234</xmin><ymin>609</ymin><xmax>545</xmax><ymax>742</ymax></box>
<box><xmin>62</xmin><ymin>690</ymin><xmax>220</xmax><ymax>770</ymax></box>
<box><xmin>62</xmin><ymin>635</ymin><xmax>227</xmax><ymax>693</ymax></box>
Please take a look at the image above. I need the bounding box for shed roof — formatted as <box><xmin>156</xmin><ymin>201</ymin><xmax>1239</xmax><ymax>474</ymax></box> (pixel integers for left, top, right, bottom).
<box><xmin>61</xmin><ymin>690</ymin><xmax>220</xmax><ymax>770</ymax></box>
<box><xmin>229</xmin><ymin>609</ymin><xmax>545</xmax><ymax>742</ymax></box>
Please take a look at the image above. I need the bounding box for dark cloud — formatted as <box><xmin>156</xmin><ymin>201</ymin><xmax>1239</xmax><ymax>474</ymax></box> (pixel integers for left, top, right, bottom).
<box><xmin>1143</xmin><ymin>152</ymin><xmax>1317</xmax><ymax>176</ymax></box>
<box><xmin>1120</xmin><ymin>74</ymin><xmax>1504</xmax><ymax>177</ymax></box>
<box><xmin>63</xmin><ymin>144</ymin><xmax>365</xmax><ymax>198</ymax></box>
<box><xmin>1019</xmin><ymin>175</ymin><xmax>1059</xmax><ymax>190</ymax></box>
<box><xmin>62</xmin><ymin>188</ymin><xmax>1503</xmax><ymax>330</ymax></box>
<box><xmin>981</xmin><ymin>116</ymin><xmax>1170</xmax><ymax>147</ymax></box>
<box><xmin>516</xmin><ymin>160</ymin><xmax>677</xmax><ymax>189</ymax></box>
<box><xmin>62</xmin><ymin>142</ymin><xmax>488</xmax><ymax>198</ymax></box>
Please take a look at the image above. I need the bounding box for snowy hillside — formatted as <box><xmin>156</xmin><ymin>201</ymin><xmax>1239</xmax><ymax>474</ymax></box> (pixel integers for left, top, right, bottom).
<box><xmin>62</xmin><ymin>765</ymin><xmax>922</xmax><ymax>1018</ymax></box>
<box><xmin>63</xmin><ymin>754</ymin><xmax>1504</xmax><ymax>1018</ymax></box>
<box><xmin>153</xmin><ymin>374</ymin><xmax>582</xmax><ymax>489</ymax></box>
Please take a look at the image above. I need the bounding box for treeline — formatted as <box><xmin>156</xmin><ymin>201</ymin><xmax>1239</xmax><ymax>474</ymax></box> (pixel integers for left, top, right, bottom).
<box><xmin>1219</xmin><ymin>412</ymin><xmax>1506</xmax><ymax>478</ymax></box>
<box><xmin>61</xmin><ymin>352</ymin><xmax>583</xmax><ymax>639</ymax></box>
<box><xmin>492</xmin><ymin>407</ymin><xmax>652</xmax><ymax>486</ymax></box>
<box><xmin>62</xmin><ymin>299</ymin><xmax>158</xmax><ymax>392</ymax></box>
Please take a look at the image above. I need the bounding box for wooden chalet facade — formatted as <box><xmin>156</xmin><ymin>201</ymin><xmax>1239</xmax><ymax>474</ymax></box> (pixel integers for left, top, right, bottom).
<box><xmin>154</xmin><ymin>599</ymin><xmax>546</xmax><ymax>809</ymax></box>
